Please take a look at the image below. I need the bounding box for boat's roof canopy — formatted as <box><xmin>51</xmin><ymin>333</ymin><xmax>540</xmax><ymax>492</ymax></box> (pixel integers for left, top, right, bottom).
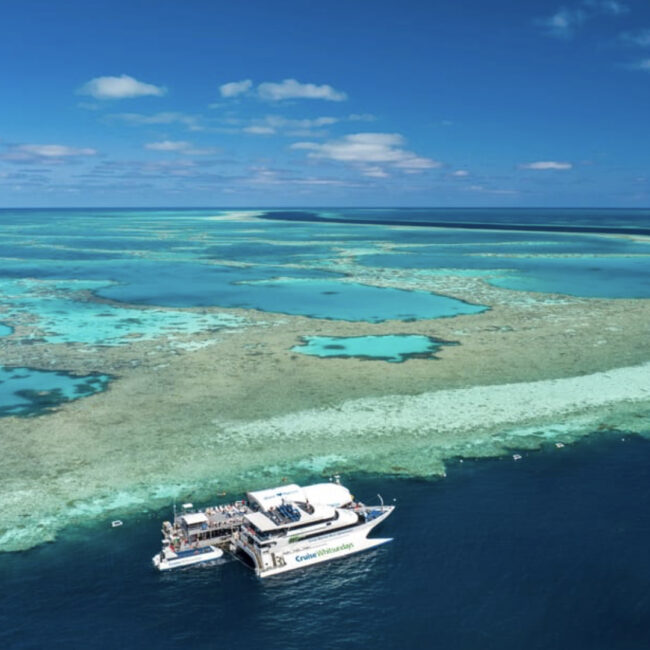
<box><xmin>302</xmin><ymin>483</ymin><xmax>352</xmax><ymax>508</ymax></box>
<box><xmin>181</xmin><ymin>512</ymin><xmax>208</xmax><ymax>527</ymax></box>
<box><xmin>246</xmin><ymin>482</ymin><xmax>352</xmax><ymax>511</ymax></box>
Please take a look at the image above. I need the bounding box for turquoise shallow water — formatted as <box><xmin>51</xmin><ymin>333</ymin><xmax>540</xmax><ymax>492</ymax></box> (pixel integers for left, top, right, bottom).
<box><xmin>226</xmin><ymin>278</ymin><xmax>484</xmax><ymax>322</ymax></box>
<box><xmin>0</xmin><ymin>208</ymin><xmax>485</xmax><ymax>325</ymax></box>
<box><xmin>1</xmin><ymin>209</ymin><xmax>649</xmax><ymax>348</ymax></box>
<box><xmin>0</xmin><ymin>278</ymin><xmax>243</xmax><ymax>345</ymax></box>
<box><xmin>2</xmin><ymin>206</ymin><xmax>648</xmax><ymax>349</ymax></box>
<box><xmin>292</xmin><ymin>334</ymin><xmax>450</xmax><ymax>362</ymax></box>
<box><xmin>0</xmin><ymin>365</ymin><xmax>111</xmax><ymax>416</ymax></box>
<box><xmin>361</xmin><ymin>250</ymin><xmax>650</xmax><ymax>298</ymax></box>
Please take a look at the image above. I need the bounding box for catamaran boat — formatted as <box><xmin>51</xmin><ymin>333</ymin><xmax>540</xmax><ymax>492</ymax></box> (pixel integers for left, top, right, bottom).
<box><xmin>236</xmin><ymin>480</ymin><xmax>394</xmax><ymax>577</ymax></box>
<box><xmin>152</xmin><ymin>479</ymin><xmax>394</xmax><ymax>576</ymax></box>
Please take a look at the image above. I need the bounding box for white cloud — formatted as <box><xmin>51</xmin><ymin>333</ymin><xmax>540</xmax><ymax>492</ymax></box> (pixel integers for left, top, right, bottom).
<box><xmin>467</xmin><ymin>185</ymin><xmax>518</xmax><ymax>195</ymax></box>
<box><xmin>538</xmin><ymin>8</ymin><xmax>586</xmax><ymax>39</ymax></box>
<box><xmin>0</xmin><ymin>144</ymin><xmax>97</xmax><ymax>163</ymax></box>
<box><xmin>538</xmin><ymin>1</ymin><xmax>628</xmax><ymax>38</ymax></box>
<box><xmin>257</xmin><ymin>79</ymin><xmax>347</xmax><ymax>101</ymax></box>
<box><xmin>627</xmin><ymin>59</ymin><xmax>650</xmax><ymax>71</ymax></box>
<box><xmin>272</xmin><ymin>116</ymin><xmax>338</xmax><ymax>128</ymax></box>
<box><xmin>218</xmin><ymin>79</ymin><xmax>347</xmax><ymax>102</ymax></box>
<box><xmin>145</xmin><ymin>140</ymin><xmax>191</xmax><ymax>151</ymax></box>
<box><xmin>78</xmin><ymin>74</ymin><xmax>166</xmax><ymax>100</ymax></box>
<box><xmin>108</xmin><ymin>112</ymin><xmax>203</xmax><ymax>130</ymax></box>
<box><xmin>243</xmin><ymin>115</ymin><xmax>340</xmax><ymax>136</ymax></box>
<box><xmin>291</xmin><ymin>132</ymin><xmax>440</xmax><ymax>172</ymax></box>
<box><xmin>361</xmin><ymin>166</ymin><xmax>389</xmax><ymax>178</ymax></box>
<box><xmin>178</xmin><ymin>147</ymin><xmax>218</xmax><ymax>156</ymax></box>
<box><xmin>451</xmin><ymin>170</ymin><xmax>469</xmax><ymax>177</ymax></box>
<box><xmin>219</xmin><ymin>79</ymin><xmax>253</xmax><ymax>98</ymax></box>
<box><xmin>620</xmin><ymin>29</ymin><xmax>650</xmax><ymax>47</ymax></box>
<box><xmin>293</xmin><ymin>178</ymin><xmax>357</xmax><ymax>186</ymax></box>
<box><xmin>244</xmin><ymin>166</ymin><xmax>359</xmax><ymax>188</ymax></box>
<box><xmin>519</xmin><ymin>161</ymin><xmax>573</xmax><ymax>170</ymax></box>
<box><xmin>243</xmin><ymin>125</ymin><xmax>276</xmax><ymax>135</ymax></box>
<box><xmin>18</xmin><ymin>144</ymin><xmax>96</xmax><ymax>157</ymax></box>
<box><xmin>143</xmin><ymin>140</ymin><xmax>218</xmax><ymax>155</ymax></box>
<box><xmin>348</xmin><ymin>113</ymin><xmax>377</xmax><ymax>122</ymax></box>
<box><xmin>584</xmin><ymin>0</ymin><xmax>628</xmax><ymax>15</ymax></box>
<box><xmin>285</xmin><ymin>129</ymin><xmax>330</xmax><ymax>138</ymax></box>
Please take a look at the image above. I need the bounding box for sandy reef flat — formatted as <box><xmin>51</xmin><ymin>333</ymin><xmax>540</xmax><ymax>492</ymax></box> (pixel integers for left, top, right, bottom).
<box><xmin>1</xmin><ymin>267</ymin><xmax>650</xmax><ymax>551</ymax></box>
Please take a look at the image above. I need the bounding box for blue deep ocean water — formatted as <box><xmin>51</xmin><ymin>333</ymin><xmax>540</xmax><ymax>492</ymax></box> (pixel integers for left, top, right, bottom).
<box><xmin>0</xmin><ymin>434</ymin><xmax>648</xmax><ymax>650</ymax></box>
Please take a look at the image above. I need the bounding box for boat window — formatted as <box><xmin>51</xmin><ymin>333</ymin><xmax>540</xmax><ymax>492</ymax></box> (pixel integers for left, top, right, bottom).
<box><xmin>294</xmin><ymin>521</ymin><xmax>359</xmax><ymax>542</ymax></box>
<box><xmin>285</xmin><ymin>512</ymin><xmax>338</xmax><ymax>531</ymax></box>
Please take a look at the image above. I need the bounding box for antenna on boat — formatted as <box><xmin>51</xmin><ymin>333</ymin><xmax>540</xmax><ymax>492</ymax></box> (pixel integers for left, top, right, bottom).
<box><xmin>173</xmin><ymin>500</ymin><xmax>176</xmax><ymax>521</ymax></box>
<box><xmin>378</xmin><ymin>493</ymin><xmax>384</xmax><ymax>509</ymax></box>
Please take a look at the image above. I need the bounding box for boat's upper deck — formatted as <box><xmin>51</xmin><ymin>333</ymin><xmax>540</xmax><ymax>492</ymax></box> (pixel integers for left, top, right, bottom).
<box><xmin>164</xmin><ymin>501</ymin><xmax>253</xmax><ymax>543</ymax></box>
<box><xmin>245</xmin><ymin>502</ymin><xmax>338</xmax><ymax>534</ymax></box>
<box><xmin>162</xmin><ymin>481</ymin><xmax>356</xmax><ymax>545</ymax></box>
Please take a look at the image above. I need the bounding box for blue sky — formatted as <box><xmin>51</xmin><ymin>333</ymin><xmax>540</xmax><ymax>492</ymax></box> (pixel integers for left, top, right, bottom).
<box><xmin>1</xmin><ymin>0</ymin><xmax>649</xmax><ymax>207</ymax></box>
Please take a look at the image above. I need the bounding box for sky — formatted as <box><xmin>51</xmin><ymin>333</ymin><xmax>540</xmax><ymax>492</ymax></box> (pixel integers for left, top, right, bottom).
<box><xmin>1</xmin><ymin>0</ymin><xmax>650</xmax><ymax>208</ymax></box>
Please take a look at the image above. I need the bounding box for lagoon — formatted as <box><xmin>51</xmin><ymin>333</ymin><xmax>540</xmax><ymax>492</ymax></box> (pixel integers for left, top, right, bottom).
<box><xmin>292</xmin><ymin>334</ymin><xmax>452</xmax><ymax>362</ymax></box>
<box><xmin>0</xmin><ymin>365</ymin><xmax>111</xmax><ymax>416</ymax></box>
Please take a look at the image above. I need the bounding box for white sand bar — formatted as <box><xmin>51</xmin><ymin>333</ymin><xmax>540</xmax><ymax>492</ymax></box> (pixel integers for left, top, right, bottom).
<box><xmin>216</xmin><ymin>362</ymin><xmax>650</xmax><ymax>442</ymax></box>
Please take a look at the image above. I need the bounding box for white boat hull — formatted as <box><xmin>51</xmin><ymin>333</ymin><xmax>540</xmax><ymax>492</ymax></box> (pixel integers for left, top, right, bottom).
<box><xmin>258</xmin><ymin>534</ymin><xmax>392</xmax><ymax>577</ymax></box>
<box><xmin>152</xmin><ymin>545</ymin><xmax>224</xmax><ymax>571</ymax></box>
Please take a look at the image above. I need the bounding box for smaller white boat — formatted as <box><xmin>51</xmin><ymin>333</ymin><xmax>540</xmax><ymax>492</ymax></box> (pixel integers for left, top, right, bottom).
<box><xmin>111</xmin><ymin>520</ymin><xmax>123</xmax><ymax>528</ymax></box>
<box><xmin>512</xmin><ymin>454</ymin><xmax>522</xmax><ymax>461</ymax></box>
<box><xmin>555</xmin><ymin>442</ymin><xmax>565</xmax><ymax>448</ymax></box>
<box><xmin>153</xmin><ymin>543</ymin><xmax>223</xmax><ymax>571</ymax></box>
